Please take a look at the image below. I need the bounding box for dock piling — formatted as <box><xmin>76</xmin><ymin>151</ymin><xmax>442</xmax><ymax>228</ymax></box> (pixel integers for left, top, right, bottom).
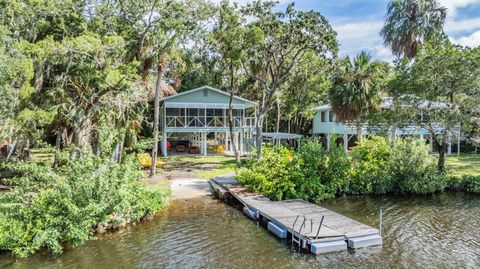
<box><xmin>379</xmin><ymin>208</ymin><xmax>383</xmax><ymax>237</ymax></box>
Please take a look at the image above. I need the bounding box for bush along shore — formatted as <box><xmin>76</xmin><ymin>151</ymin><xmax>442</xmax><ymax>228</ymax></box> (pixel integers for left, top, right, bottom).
<box><xmin>237</xmin><ymin>137</ymin><xmax>479</xmax><ymax>203</ymax></box>
<box><xmin>0</xmin><ymin>151</ymin><xmax>169</xmax><ymax>257</ymax></box>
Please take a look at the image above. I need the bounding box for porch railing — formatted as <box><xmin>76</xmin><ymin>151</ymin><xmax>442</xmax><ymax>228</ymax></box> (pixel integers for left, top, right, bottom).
<box><xmin>165</xmin><ymin>116</ymin><xmax>256</xmax><ymax>128</ymax></box>
<box><xmin>339</xmin><ymin>121</ymin><xmax>461</xmax><ymax>134</ymax></box>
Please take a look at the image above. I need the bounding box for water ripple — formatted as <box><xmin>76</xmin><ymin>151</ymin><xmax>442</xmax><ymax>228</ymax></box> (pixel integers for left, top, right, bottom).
<box><xmin>1</xmin><ymin>194</ymin><xmax>480</xmax><ymax>269</ymax></box>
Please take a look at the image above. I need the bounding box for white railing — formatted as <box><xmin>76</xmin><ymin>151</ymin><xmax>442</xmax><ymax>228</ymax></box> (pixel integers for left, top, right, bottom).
<box><xmin>340</xmin><ymin>121</ymin><xmax>461</xmax><ymax>135</ymax></box>
<box><xmin>165</xmin><ymin>116</ymin><xmax>256</xmax><ymax>128</ymax></box>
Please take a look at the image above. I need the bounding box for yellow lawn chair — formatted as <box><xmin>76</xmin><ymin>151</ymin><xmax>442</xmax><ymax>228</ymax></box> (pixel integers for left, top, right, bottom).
<box><xmin>138</xmin><ymin>153</ymin><xmax>162</xmax><ymax>168</ymax></box>
<box><xmin>212</xmin><ymin>145</ymin><xmax>225</xmax><ymax>153</ymax></box>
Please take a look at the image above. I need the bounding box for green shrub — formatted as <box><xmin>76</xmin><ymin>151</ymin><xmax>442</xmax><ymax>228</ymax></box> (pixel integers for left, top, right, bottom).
<box><xmin>237</xmin><ymin>147</ymin><xmax>301</xmax><ymax>201</ymax></box>
<box><xmin>0</xmin><ymin>152</ymin><xmax>169</xmax><ymax>257</ymax></box>
<box><xmin>296</xmin><ymin>140</ymin><xmax>351</xmax><ymax>202</ymax></box>
<box><xmin>349</xmin><ymin>137</ymin><xmax>393</xmax><ymax>194</ymax></box>
<box><xmin>448</xmin><ymin>175</ymin><xmax>480</xmax><ymax>193</ymax></box>
<box><xmin>237</xmin><ymin>141</ymin><xmax>351</xmax><ymax>203</ymax></box>
<box><xmin>350</xmin><ymin>137</ymin><xmax>447</xmax><ymax>194</ymax></box>
<box><xmin>463</xmin><ymin>175</ymin><xmax>480</xmax><ymax>193</ymax></box>
<box><xmin>237</xmin><ymin>137</ymin><xmax>453</xmax><ymax>205</ymax></box>
<box><xmin>389</xmin><ymin>138</ymin><xmax>447</xmax><ymax>194</ymax></box>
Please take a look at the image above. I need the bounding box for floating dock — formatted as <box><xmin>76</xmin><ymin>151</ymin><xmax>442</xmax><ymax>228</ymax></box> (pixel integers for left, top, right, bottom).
<box><xmin>210</xmin><ymin>174</ymin><xmax>382</xmax><ymax>254</ymax></box>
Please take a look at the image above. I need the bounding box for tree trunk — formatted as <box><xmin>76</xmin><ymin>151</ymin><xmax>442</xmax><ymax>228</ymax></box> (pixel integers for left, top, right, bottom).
<box><xmin>299</xmin><ymin>115</ymin><xmax>304</xmax><ymax>134</ymax></box>
<box><xmin>227</xmin><ymin>63</ymin><xmax>240</xmax><ymax>166</ymax></box>
<box><xmin>54</xmin><ymin>128</ymin><xmax>63</xmax><ymax>167</ymax></box>
<box><xmin>118</xmin><ymin>131</ymin><xmax>125</xmax><ymax>163</ymax></box>
<box><xmin>275</xmin><ymin>100</ymin><xmax>281</xmax><ymax>133</ymax></box>
<box><xmin>22</xmin><ymin>138</ymin><xmax>30</xmax><ymax>161</ymax></box>
<box><xmin>91</xmin><ymin>129</ymin><xmax>100</xmax><ymax>156</ymax></box>
<box><xmin>275</xmin><ymin>100</ymin><xmax>281</xmax><ymax>147</ymax></box>
<box><xmin>438</xmin><ymin>148</ymin><xmax>446</xmax><ymax>171</ymax></box>
<box><xmin>34</xmin><ymin>63</ymin><xmax>44</xmax><ymax>91</ymax></box>
<box><xmin>292</xmin><ymin>116</ymin><xmax>298</xmax><ymax>134</ymax></box>
<box><xmin>436</xmin><ymin>132</ymin><xmax>449</xmax><ymax>171</ymax></box>
<box><xmin>356</xmin><ymin>116</ymin><xmax>363</xmax><ymax>143</ymax></box>
<box><xmin>391</xmin><ymin>125</ymin><xmax>397</xmax><ymax>143</ymax></box>
<box><xmin>228</xmin><ymin>93</ymin><xmax>240</xmax><ymax>166</ymax></box>
<box><xmin>430</xmin><ymin>128</ymin><xmax>449</xmax><ymax>172</ymax></box>
<box><xmin>264</xmin><ymin>112</ymin><xmax>268</xmax><ymax>133</ymax></box>
<box><xmin>55</xmin><ymin>129</ymin><xmax>62</xmax><ymax>149</ymax></box>
<box><xmin>71</xmin><ymin>117</ymin><xmax>92</xmax><ymax>159</ymax></box>
<box><xmin>63</xmin><ymin>128</ymin><xmax>72</xmax><ymax>149</ymax></box>
<box><xmin>150</xmin><ymin>59</ymin><xmax>166</xmax><ymax>177</ymax></box>
<box><xmin>356</xmin><ymin>124</ymin><xmax>362</xmax><ymax>143</ymax></box>
<box><xmin>5</xmin><ymin>141</ymin><xmax>16</xmax><ymax>162</ymax></box>
<box><xmin>254</xmin><ymin>85</ymin><xmax>277</xmax><ymax>158</ymax></box>
<box><xmin>255</xmin><ymin>114</ymin><xmax>265</xmax><ymax>159</ymax></box>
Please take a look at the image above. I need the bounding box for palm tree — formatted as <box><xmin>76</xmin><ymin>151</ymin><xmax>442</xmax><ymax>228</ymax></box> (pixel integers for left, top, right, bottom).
<box><xmin>380</xmin><ymin>0</ymin><xmax>446</xmax><ymax>59</ymax></box>
<box><xmin>329</xmin><ymin>52</ymin><xmax>387</xmax><ymax>141</ymax></box>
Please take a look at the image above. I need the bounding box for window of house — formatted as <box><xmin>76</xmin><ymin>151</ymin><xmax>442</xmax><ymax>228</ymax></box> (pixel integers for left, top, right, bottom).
<box><xmin>329</xmin><ymin>111</ymin><xmax>333</xmax><ymax>122</ymax></box>
<box><xmin>321</xmin><ymin>111</ymin><xmax>326</xmax><ymax>122</ymax></box>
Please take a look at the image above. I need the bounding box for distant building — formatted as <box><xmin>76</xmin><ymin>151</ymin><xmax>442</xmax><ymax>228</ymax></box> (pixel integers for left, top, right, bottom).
<box><xmin>312</xmin><ymin>98</ymin><xmax>461</xmax><ymax>154</ymax></box>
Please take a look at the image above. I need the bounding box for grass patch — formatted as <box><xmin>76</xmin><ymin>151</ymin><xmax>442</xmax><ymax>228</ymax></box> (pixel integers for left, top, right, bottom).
<box><xmin>159</xmin><ymin>155</ymin><xmax>239</xmax><ymax>179</ymax></box>
<box><xmin>162</xmin><ymin>155</ymin><xmax>236</xmax><ymax>167</ymax></box>
<box><xmin>148</xmin><ymin>179</ymin><xmax>172</xmax><ymax>193</ymax></box>
<box><xmin>199</xmin><ymin>166</ymin><xmax>236</xmax><ymax>179</ymax></box>
<box><xmin>445</xmin><ymin>154</ymin><xmax>480</xmax><ymax>177</ymax></box>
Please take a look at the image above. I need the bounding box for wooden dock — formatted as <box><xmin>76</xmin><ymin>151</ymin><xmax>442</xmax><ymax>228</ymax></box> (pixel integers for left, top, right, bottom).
<box><xmin>211</xmin><ymin>174</ymin><xmax>382</xmax><ymax>254</ymax></box>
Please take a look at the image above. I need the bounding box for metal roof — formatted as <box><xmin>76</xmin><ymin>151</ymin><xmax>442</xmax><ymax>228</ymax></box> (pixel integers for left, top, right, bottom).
<box><xmin>314</xmin><ymin>96</ymin><xmax>450</xmax><ymax>111</ymax></box>
<box><xmin>160</xmin><ymin>85</ymin><xmax>258</xmax><ymax>108</ymax></box>
<box><xmin>262</xmin><ymin>132</ymin><xmax>303</xmax><ymax>139</ymax></box>
<box><xmin>313</xmin><ymin>104</ymin><xmax>331</xmax><ymax>111</ymax></box>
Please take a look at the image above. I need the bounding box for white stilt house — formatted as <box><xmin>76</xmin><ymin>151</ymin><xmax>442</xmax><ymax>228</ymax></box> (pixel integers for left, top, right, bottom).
<box><xmin>312</xmin><ymin>98</ymin><xmax>461</xmax><ymax>154</ymax></box>
<box><xmin>159</xmin><ymin>86</ymin><xmax>257</xmax><ymax>156</ymax></box>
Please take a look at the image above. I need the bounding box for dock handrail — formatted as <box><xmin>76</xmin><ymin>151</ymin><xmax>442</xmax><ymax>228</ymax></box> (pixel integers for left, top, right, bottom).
<box><xmin>315</xmin><ymin>216</ymin><xmax>325</xmax><ymax>239</ymax></box>
<box><xmin>292</xmin><ymin>215</ymin><xmax>301</xmax><ymax>234</ymax></box>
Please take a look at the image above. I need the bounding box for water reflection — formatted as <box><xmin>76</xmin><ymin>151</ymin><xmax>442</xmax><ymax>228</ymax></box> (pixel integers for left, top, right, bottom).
<box><xmin>1</xmin><ymin>193</ymin><xmax>479</xmax><ymax>268</ymax></box>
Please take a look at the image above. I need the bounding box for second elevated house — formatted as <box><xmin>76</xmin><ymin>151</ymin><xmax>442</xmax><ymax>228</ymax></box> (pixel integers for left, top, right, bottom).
<box><xmin>312</xmin><ymin>98</ymin><xmax>461</xmax><ymax>154</ymax></box>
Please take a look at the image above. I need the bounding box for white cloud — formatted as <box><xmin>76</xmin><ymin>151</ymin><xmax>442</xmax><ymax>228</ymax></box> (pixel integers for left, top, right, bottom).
<box><xmin>441</xmin><ymin>0</ymin><xmax>480</xmax><ymax>45</ymax></box>
<box><xmin>438</xmin><ymin>0</ymin><xmax>480</xmax><ymax>16</ymax></box>
<box><xmin>333</xmin><ymin>20</ymin><xmax>393</xmax><ymax>61</ymax></box>
<box><xmin>208</xmin><ymin>0</ymin><xmax>480</xmax><ymax>60</ymax></box>
<box><xmin>334</xmin><ymin>21</ymin><xmax>383</xmax><ymax>52</ymax></box>
<box><xmin>374</xmin><ymin>44</ymin><xmax>395</xmax><ymax>62</ymax></box>
<box><xmin>333</xmin><ymin>5</ymin><xmax>480</xmax><ymax>61</ymax></box>
<box><xmin>452</xmin><ymin>30</ymin><xmax>480</xmax><ymax>47</ymax></box>
<box><xmin>334</xmin><ymin>21</ymin><xmax>383</xmax><ymax>44</ymax></box>
<box><xmin>445</xmin><ymin>17</ymin><xmax>480</xmax><ymax>33</ymax></box>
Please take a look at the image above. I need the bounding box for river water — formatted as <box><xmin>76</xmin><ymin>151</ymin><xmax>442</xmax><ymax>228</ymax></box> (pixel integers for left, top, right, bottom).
<box><xmin>1</xmin><ymin>192</ymin><xmax>479</xmax><ymax>269</ymax></box>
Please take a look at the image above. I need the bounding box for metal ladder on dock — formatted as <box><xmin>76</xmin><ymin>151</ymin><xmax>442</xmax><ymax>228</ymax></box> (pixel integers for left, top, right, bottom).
<box><xmin>291</xmin><ymin>215</ymin><xmax>325</xmax><ymax>251</ymax></box>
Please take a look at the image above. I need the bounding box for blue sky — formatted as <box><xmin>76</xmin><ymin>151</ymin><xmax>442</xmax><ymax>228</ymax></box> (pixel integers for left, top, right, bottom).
<box><xmin>230</xmin><ymin>0</ymin><xmax>480</xmax><ymax>61</ymax></box>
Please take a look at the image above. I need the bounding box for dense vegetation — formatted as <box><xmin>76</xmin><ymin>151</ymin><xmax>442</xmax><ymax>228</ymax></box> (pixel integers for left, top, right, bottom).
<box><xmin>0</xmin><ymin>0</ymin><xmax>478</xmax><ymax>258</ymax></box>
<box><xmin>0</xmin><ymin>151</ymin><xmax>169</xmax><ymax>257</ymax></box>
<box><xmin>0</xmin><ymin>0</ymin><xmax>340</xmax><ymax>257</ymax></box>
<box><xmin>237</xmin><ymin>136</ymin><xmax>479</xmax><ymax>202</ymax></box>
<box><xmin>0</xmin><ymin>0</ymin><xmax>478</xmax><ymax>166</ymax></box>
